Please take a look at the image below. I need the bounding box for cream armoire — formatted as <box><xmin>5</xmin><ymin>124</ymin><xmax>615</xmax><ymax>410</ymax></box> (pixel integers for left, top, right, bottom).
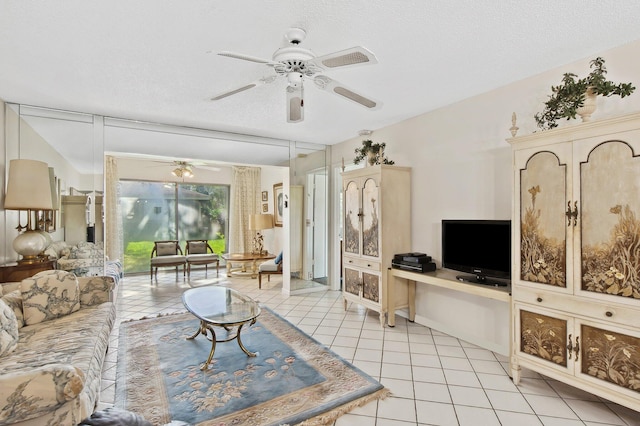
<box><xmin>342</xmin><ymin>165</ymin><xmax>411</xmax><ymax>327</ymax></box>
<box><xmin>508</xmin><ymin>112</ymin><xmax>640</xmax><ymax>412</ymax></box>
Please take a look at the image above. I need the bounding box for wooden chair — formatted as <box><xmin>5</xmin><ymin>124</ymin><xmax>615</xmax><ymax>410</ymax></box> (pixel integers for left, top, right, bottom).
<box><xmin>185</xmin><ymin>240</ymin><xmax>219</xmax><ymax>278</ymax></box>
<box><xmin>258</xmin><ymin>258</ymin><xmax>283</xmax><ymax>289</ymax></box>
<box><xmin>150</xmin><ymin>240</ymin><xmax>186</xmax><ymax>281</ymax></box>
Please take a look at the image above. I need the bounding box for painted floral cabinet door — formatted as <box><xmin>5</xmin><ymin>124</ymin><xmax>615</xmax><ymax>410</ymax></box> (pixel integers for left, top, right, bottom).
<box><xmin>578</xmin><ymin>140</ymin><xmax>640</xmax><ymax>300</ymax></box>
<box><xmin>344</xmin><ymin>180</ymin><xmax>361</xmax><ymax>256</ymax></box>
<box><xmin>361</xmin><ymin>178</ymin><xmax>380</xmax><ymax>259</ymax></box>
<box><xmin>342</xmin><ymin>176</ymin><xmax>380</xmax><ymax>259</ymax></box>
<box><xmin>516</xmin><ymin>145</ymin><xmax>571</xmax><ymax>289</ymax></box>
<box><xmin>516</xmin><ymin>303</ymin><xmax>573</xmax><ymax>374</ymax></box>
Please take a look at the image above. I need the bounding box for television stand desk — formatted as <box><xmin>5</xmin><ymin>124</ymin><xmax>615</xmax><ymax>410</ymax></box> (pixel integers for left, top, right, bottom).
<box><xmin>387</xmin><ymin>267</ymin><xmax>511</xmax><ymax>326</ymax></box>
<box><xmin>387</xmin><ymin>267</ymin><xmax>512</xmax><ymax>364</ymax></box>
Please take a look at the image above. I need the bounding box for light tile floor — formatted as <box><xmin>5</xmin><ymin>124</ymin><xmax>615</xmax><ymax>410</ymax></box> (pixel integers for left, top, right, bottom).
<box><xmin>99</xmin><ymin>270</ymin><xmax>640</xmax><ymax>426</ymax></box>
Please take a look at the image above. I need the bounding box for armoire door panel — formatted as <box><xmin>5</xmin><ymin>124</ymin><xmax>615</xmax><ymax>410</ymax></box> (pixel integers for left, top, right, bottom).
<box><xmin>518</xmin><ymin>150</ymin><xmax>569</xmax><ymax>288</ymax></box>
<box><xmin>519</xmin><ymin>308</ymin><xmax>569</xmax><ymax>367</ymax></box>
<box><xmin>344</xmin><ymin>267</ymin><xmax>361</xmax><ymax>296</ymax></box>
<box><xmin>579</xmin><ymin>140</ymin><xmax>640</xmax><ymax>300</ymax></box>
<box><xmin>362</xmin><ymin>271</ymin><xmax>380</xmax><ymax>303</ymax></box>
<box><xmin>361</xmin><ymin>177</ymin><xmax>380</xmax><ymax>258</ymax></box>
<box><xmin>580</xmin><ymin>322</ymin><xmax>640</xmax><ymax>395</ymax></box>
<box><xmin>344</xmin><ymin>180</ymin><xmax>360</xmax><ymax>255</ymax></box>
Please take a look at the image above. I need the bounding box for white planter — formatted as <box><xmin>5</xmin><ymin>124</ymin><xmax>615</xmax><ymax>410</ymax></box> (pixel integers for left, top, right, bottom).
<box><xmin>576</xmin><ymin>87</ymin><xmax>597</xmax><ymax>122</ymax></box>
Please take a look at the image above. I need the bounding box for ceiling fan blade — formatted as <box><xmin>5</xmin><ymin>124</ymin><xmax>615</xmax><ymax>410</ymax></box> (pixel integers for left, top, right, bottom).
<box><xmin>313</xmin><ymin>75</ymin><xmax>381</xmax><ymax>110</ymax></box>
<box><xmin>287</xmin><ymin>84</ymin><xmax>304</xmax><ymax>123</ymax></box>
<box><xmin>210</xmin><ymin>75</ymin><xmax>278</xmax><ymax>101</ymax></box>
<box><xmin>217</xmin><ymin>51</ymin><xmax>274</xmax><ymax>64</ymax></box>
<box><xmin>307</xmin><ymin>46</ymin><xmax>378</xmax><ymax>70</ymax></box>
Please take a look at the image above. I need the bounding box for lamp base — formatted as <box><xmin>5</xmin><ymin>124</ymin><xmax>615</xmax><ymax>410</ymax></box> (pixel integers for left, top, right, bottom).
<box><xmin>13</xmin><ymin>230</ymin><xmax>48</xmax><ymax>264</ymax></box>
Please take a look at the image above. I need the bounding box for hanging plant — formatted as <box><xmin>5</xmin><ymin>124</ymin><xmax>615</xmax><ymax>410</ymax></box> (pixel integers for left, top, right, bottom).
<box><xmin>353</xmin><ymin>140</ymin><xmax>395</xmax><ymax>166</ymax></box>
<box><xmin>534</xmin><ymin>57</ymin><xmax>635</xmax><ymax>130</ymax></box>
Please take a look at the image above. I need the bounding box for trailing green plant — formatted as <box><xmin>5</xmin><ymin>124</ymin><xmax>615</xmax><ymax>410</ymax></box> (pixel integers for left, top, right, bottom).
<box><xmin>353</xmin><ymin>139</ymin><xmax>395</xmax><ymax>165</ymax></box>
<box><xmin>535</xmin><ymin>57</ymin><xmax>635</xmax><ymax>130</ymax></box>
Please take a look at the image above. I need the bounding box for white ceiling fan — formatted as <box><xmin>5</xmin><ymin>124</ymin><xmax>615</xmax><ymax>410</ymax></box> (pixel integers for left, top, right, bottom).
<box><xmin>146</xmin><ymin>159</ymin><xmax>221</xmax><ymax>178</ymax></box>
<box><xmin>211</xmin><ymin>28</ymin><xmax>380</xmax><ymax>123</ymax></box>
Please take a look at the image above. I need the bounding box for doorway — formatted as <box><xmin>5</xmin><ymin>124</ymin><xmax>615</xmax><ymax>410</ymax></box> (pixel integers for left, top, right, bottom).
<box><xmin>303</xmin><ymin>168</ymin><xmax>328</xmax><ymax>285</ymax></box>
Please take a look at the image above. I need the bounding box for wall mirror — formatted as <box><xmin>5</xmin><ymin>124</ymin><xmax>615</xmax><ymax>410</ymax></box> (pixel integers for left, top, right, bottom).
<box><xmin>3</xmin><ymin>104</ymin><xmax>103</xmax><ymax>264</ymax></box>
<box><xmin>3</xmin><ymin>104</ymin><xmax>331</xmax><ymax>293</ymax></box>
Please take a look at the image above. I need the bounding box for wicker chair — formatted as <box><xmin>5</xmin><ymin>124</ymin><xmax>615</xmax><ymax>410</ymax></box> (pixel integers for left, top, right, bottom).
<box><xmin>185</xmin><ymin>240</ymin><xmax>219</xmax><ymax>278</ymax></box>
<box><xmin>149</xmin><ymin>240</ymin><xmax>186</xmax><ymax>281</ymax></box>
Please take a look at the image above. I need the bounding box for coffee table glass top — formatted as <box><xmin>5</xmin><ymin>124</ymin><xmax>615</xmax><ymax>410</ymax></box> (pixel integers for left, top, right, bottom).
<box><xmin>182</xmin><ymin>286</ymin><xmax>261</xmax><ymax>325</ymax></box>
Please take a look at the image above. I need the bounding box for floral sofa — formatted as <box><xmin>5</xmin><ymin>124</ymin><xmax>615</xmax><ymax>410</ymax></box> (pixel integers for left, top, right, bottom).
<box><xmin>0</xmin><ymin>270</ymin><xmax>117</xmax><ymax>426</ymax></box>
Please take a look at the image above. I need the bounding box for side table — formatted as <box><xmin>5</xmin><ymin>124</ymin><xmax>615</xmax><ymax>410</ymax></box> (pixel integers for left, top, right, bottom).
<box><xmin>0</xmin><ymin>259</ymin><xmax>56</xmax><ymax>283</ymax></box>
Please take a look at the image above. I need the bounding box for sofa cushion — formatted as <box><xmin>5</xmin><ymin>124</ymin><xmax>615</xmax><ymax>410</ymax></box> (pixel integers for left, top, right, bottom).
<box><xmin>259</xmin><ymin>258</ymin><xmax>280</xmax><ymax>272</ymax></box>
<box><xmin>21</xmin><ymin>270</ymin><xmax>80</xmax><ymax>326</ymax></box>
<box><xmin>150</xmin><ymin>255</ymin><xmax>186</xmax><ymax>266</ymax></box>
<box><xmin>0</xmin><ymin>299</ymin><xmax>19</xmax><ymax>357</ymax></box>
<box><xmin>1</xmin><ymin>290</ymin><xmax>24</xmax><ymax>329</ymax></box>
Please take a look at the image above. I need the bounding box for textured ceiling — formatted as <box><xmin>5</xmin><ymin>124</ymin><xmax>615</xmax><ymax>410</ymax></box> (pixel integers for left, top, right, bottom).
<box><xmin>2</xmin><ymin>1</ymin><xmax>640</xmax><ymax>164</ymax></box>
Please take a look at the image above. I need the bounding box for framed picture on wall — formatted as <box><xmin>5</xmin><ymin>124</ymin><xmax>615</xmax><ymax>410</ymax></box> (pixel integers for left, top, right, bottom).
<box><xmin>273</xmin><ymin>182</ymin><xmax>283</xmax><ymax>227</ymax></box>
<box><xmin>262</xmin><ymin>191</ymin><xmax>268</xmax><ymax>202</ymax></box>
<box><xmin>262</xmin><ymin>203</ymin><xmax>268</xmax><ymax>212</ymax></box>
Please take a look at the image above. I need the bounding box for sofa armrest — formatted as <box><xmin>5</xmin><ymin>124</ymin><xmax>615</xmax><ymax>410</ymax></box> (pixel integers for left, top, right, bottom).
<box><xmin>78</xmin><ymin>276</ymin><xmax>116</xmax><ymax>306</ymax></box>
<box><xmin>0</xmin><ymin>364</ymin><xmax>85</xmax><ymax>424</ymax></box>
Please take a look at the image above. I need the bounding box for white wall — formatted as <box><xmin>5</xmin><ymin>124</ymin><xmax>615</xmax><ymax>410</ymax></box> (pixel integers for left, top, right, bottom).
<box><xmin>331</xmin><ymin>40</ymin><xmax>640</xmax><ymax>355</ymax></box>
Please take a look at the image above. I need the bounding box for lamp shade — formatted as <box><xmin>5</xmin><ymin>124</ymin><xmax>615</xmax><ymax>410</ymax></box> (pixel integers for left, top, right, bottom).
<box><xmin>4</xmin><ymin>159</ymin><xmax>53</xmax><ymax>210</ymax></box>
<box><xmin>250</xmin><ymin>214</ymin><xmax>274</xmax><ymax>231</ymax></box>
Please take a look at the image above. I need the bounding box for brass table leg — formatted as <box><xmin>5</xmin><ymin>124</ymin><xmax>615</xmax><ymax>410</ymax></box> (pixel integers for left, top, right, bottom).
<box><xmin>202</xmin><ymin>324</ymin><xmax>218</xmax><ymax>371</ymax></box>
<box><xmin>187</xmin><ymin>319</ymin><xmax>256</xmax><ymax>370</ymax></box>
<box><xmin>237</xmin><ymin>318</ymin><xmax>258</xmax><ymax>357</ymax></box>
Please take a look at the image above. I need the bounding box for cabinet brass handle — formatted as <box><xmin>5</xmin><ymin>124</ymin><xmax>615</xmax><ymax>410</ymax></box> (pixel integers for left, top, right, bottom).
<box><xmin>565</xmin><ymin>201</ymin><xmax>579</xmax><ymax>226</ymax></box>
<box><xmin>536</xmin><ymin>297</ymin><xmax>543</xmax><ymax>303</ymax></box>
<box><xmin>574</xmin><ymin>336</ymin><xmax>580</xmax><ymax>362</ymax></box>
<box><xmin>567</xmin><ymin>334</ymin><xmax>573</xmax><ymax>360</ymax></box>
<box><xmin>605</xmin><ymin>311</ymin><xmax>613</xmax><ymax>317</ymax></box>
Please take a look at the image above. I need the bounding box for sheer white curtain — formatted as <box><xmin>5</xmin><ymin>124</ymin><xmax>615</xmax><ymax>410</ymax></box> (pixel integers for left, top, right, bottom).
<box><xmin>104</xmin><ymin>155</ymin><xmax>123</xmax><ymax>262</ymax></box>
<box><xmin>230</xmin><ymin>166</ymin><xmax>261</xmax><ymax>253</ymax></box>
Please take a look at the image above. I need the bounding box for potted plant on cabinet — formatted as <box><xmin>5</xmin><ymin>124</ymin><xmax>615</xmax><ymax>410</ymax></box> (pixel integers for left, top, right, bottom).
<box><xmin>353</xmin><ymin>139</ymin><xmax>395</xmax><ymax>166</ymax></box>
<box><xmin>534</xmin><ymin>57</ymin><xmax>635</xmax><ymax>130</ymax></box>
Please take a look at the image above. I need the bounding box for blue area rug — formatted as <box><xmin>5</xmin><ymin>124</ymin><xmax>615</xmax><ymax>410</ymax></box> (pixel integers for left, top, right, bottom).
<box><xmin>115</xmin><ymin>306</ymin><xmax>389</xmax><ymax>425</ymax></box>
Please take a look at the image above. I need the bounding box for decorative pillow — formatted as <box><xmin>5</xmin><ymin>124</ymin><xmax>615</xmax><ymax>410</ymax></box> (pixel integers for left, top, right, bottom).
<box><xmin>156</xmin><ymin>242</ymin><xmax>178</xmax><ymax>256</ymax></box>
<box><xmin>1</xmin><ymin>290</ymin><xmax>25</xmax><ymax>329</ymax></box>
<box><xmin>188</xmin><ymin>241</ymin><xmax>207</xmax><ymax>254</ymax></box>
<box><xmin>275</xmin><ymin>251</ymin><xmax>283</xmax><ymax>264</ymax></box>
<box><xmin>0</xmin><ymin>298</ymin><xmax>19</xmax><ymax>356</ymax></box>
<box><xmin>21</xmin><ymin>270</ymin><xmax>80</xmax><ymax>326</ymax></box>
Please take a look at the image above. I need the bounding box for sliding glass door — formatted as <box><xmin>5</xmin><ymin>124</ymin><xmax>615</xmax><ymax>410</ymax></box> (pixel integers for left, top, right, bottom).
<box><xmin>119</xmin><ymin>180</ymin><xmax>229</xmax><ymax>274</ymax></box>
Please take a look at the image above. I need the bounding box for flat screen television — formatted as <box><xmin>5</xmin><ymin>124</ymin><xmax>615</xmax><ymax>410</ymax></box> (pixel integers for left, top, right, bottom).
<box><xmin>442</xmin><ymin>219</ymin><xmax>511</xmax><ymax>286</ymax></box>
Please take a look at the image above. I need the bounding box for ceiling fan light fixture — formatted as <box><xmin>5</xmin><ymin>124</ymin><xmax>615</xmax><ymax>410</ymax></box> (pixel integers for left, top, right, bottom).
<box><xmin>172</xmin><ymin>162</ymin><xmax>194</xmax><ymax>178</ymax></box>
<box><xmin>287</xmin><ymin>72</ymin><xmax>303</xmax><ymax>87</ymax></box>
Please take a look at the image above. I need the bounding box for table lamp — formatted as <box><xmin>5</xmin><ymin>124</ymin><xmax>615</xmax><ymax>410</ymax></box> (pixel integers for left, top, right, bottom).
<box><xmin>249</xmin><ymin>214</ymin><xmax>274</xmax><ymax>255</ymax></box>
<box><xmin>4</xmin><ymin>159</ymin><xmax>54</xmax><ymax>263</ymax></box>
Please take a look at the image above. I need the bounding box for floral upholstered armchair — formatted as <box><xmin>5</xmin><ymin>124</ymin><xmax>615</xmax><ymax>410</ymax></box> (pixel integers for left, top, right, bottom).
<box><xmin>51</xmin><ymin>241</ymin><xmax>105</xmax><ymax>277</ymax></box>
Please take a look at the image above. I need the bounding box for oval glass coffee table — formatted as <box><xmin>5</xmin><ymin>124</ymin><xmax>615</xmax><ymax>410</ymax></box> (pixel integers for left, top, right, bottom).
<box><xmin>182</xmin><ymin>286</ymin><xmax>261</xmax><ymax>370</ymax></box>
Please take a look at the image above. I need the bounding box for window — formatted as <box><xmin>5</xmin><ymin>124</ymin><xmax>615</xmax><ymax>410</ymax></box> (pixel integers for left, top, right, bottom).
<box><xmin>119</xmin><ymin>180</ymin><xmax>229</xmax><ymax>274</ymax></box>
